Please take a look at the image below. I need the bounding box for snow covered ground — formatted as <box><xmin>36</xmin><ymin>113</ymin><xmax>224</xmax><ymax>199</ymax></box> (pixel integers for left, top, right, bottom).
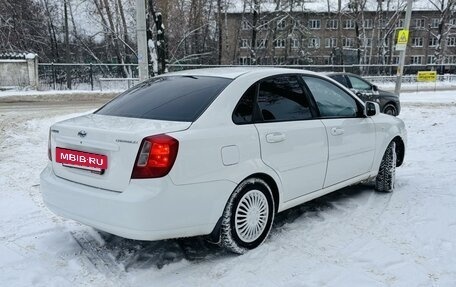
<box><xmin>0</xmin><ymin>90</ymin><xmax>455</xmax><ymax>286</ymax></box>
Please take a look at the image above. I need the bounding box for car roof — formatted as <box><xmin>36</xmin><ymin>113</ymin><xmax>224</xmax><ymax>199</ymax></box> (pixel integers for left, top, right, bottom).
<box><xmin>165</xmin><ymin>67</ymin><xmax>320</xmax><ymax>79</ymax></box>
<box><xmin>324</xmin><ymin>72</ymin><xmax>359</xmax><ymax>77</ymax></box>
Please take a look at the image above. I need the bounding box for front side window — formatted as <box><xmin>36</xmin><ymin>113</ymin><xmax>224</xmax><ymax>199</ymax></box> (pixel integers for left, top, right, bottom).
<box><xmin>348</xmin><ymin>75</ymin><xmax>371</xmax><ymax>90</ymax></box>
<box><xmin>303</xmin><ymin>76</ymin><xmax>358</xmax><ymax>118</ymax></box>
<box><xmin>257</xmin><ymin>76</ymin><xmax>312</xmax><ymax>122</ymax></box>
<box><xmin>96</xmin><ymin>76</ymin><xmax>232</xmax><ymax>122</ymax></box>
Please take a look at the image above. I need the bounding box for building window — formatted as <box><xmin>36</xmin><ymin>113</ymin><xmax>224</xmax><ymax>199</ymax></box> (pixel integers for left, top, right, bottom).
<box><xmin>293</xmin><ymin>19</ymin><xmax>302</xmax><ymax>27</ymax></box>
<box><xmin>396</xmin><ymin>19</ymin><xmax>404</xmax><ymax>28</ymax></box>
<box><xmin>308</xmin><ymin>37</ymin><xmax>320</xmax><ymax>48</ymax></box>
<box><xmin>324</xmin><ymin>57</ymin><xmax>332</xmax><ymax>65</ymax></box>
<box><xmin>450</xmin><ymin>18</ymin><xmax>456</xmax><ymax>26</ymax></box>
<box><xmin>239</xmin><ymin>57</ymin><xmax>251</xmax><ymax>65</ymax></box>
<box><xmin>290</xmin><ymin>57</ymin><xmax>300</xmax><ymax>65</ymax></box>
<box><xmin>447</xmin><ymin>37</ymin><xmax>456</xmax><ymax>47</ymax></box>
<box><xmin>363</xmin><ymin>38</ymin><xmax>372</xmax><ymax>47</ymax></box>
<box><xmin>241</xmin><ymin>20</ymin><xmax>250</xmax><ymax>30</ymax></box>
<box><xmin>256</xmin><ymin>39</ymin><xmax>268</xmax><ymax>49</ymax></box>
<box><xmin>325</xmin><ymin>38</ymin><xmax>337</xmax><ymax>48</ymax></box>
<box><xmin>412</xmin><ymin>37</ymin><xmax>423</xmax><ymax>47</ymax></box>
<box><xmin>410</xmin><ymin>56</ymin><xmax>423</xmax><ymax>65</ymax></box>
<box><xmin>392</xmin><ymin>56</ymin><xmax>399</xmax><ymax>64</ymax></box>
<box><xmin>258</xmin><ymin>56</ymin><xmax>270</xmax><ymax>65</ymax></box>
<box><xmin>427</xmin><ymin>55</ymin><xmax>436</xmax><ymax>64</ymax></box>
<box><xmin>277</xmin><ymin>19</ymin><xmax>286</xmax><ymax>30</ymax></box>
<box><xmin>274</xmin><ymin>39</ymin><xmax>286</xmax><ymax>48</ymax></box>
<box><xmin>342</xmin><ymin>38</ymin><xmax>354</xmax><ymax>48</ymax></box>
<box><xmin>414</xmin><ymin>19</ymin><xmax>425</xmax><ymax>28</ymax></box>
<box><xmin>363</xmin><ymin>19</ymin><xmax>372</xmax><ymax>29</ymax></box>
<box><xmin>326</xmin><ymin>19</ymin><xmax>338</xmax><ymax>29</ymax></box>
<box><xmin>429</xmin><ymin>37</ymin><xmax>438</xmax><ymax>47</ymax></box>
<box><xmin>291</xmin><ymin>38</ymin><xmax>300</xmax><ymax>49</ymax></box>
<box><xmin>273</xmin><ymin>56</ymin><xmax>285</xmax><ymax>65</ymax></box>
<box><xmin>308</xmin><ymin>19</ymin><xmax>321</xmax><ymax>29</ymax></box>
<box><xmin>259</xmin><ymin>20</ymin><xmax>269</xmax><ymax>30</ymax></box>
<box><xmin>240</xmin><ymin>39</ymin><xmax>250</xmax><ymax>49</ymax></box>
<box><xmin>344</xmin><ymin>19</ymin><xmax>355</xmax><ymax>29</ymax></box>
<box><xmin>379</xmin><ymin>19</ymin><xmax>387</xmax><ymax>28</ymax></box>
<box><xmin>431</xmin><ymin>18</ymin><xmax>440</xmax><ymax>28</ymax></box>
<box><xmin>445</xmin><ymin>55</ymin><xmax>456</xmax><ymax>64</ymax></box>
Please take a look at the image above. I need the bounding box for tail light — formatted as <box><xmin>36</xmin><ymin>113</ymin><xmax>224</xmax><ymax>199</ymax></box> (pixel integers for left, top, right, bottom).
<box><xmin>131</xmin><ymin>134</ymin><xmax>179</xmax><ymax>179</ymax></box>
<box><xmin>48</xmin><ymin>129</ymin><xmax>52</xmax><ymax>161</ymax></box>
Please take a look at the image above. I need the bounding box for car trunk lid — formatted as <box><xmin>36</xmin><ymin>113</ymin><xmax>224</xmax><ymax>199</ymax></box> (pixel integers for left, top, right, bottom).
<box><xmin>50</xmin><ymin>113</ymin><xmax>191</xmax><ymax>192</ymax></box>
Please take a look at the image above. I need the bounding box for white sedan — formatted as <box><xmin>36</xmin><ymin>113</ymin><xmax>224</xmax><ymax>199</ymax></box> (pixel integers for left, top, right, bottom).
<box><xmin>40</xmin><ymin>68</ymin><xmax>407</xmax><ymax>254</ymax></box>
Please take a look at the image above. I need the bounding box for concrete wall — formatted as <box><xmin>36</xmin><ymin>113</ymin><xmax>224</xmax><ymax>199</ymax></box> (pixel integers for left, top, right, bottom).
<box><xmin>0</xmin><ymin>54</ymin><xmax>38</xmax><ymax>89</ymax></box>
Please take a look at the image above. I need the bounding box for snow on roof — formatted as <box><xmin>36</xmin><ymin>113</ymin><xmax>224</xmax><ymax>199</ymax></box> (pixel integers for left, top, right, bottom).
<box><xmin>226</xmin><ymin>0</ymin><xmax>443</xmax><ymax>14</ymax></box>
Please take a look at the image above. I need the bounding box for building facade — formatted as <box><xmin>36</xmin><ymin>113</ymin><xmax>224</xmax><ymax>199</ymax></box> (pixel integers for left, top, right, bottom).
<box><xmin>221</xmin><ymin>8</ymin><xmax>456</xmax><ymax>73</ymax></box>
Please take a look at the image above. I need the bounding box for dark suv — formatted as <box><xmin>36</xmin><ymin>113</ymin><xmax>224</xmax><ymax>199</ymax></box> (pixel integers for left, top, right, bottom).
<box><xmin>326</xmin><ymin>72</ymin><xmax>401</xmax><ymax>116</ymax></box>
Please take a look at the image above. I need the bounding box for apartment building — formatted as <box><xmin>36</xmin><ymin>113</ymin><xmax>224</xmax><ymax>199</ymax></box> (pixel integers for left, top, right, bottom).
<box><xmin>221</xmin><ymin>8</ymin><xmax>456</xmax><ymax>71</ymax></box>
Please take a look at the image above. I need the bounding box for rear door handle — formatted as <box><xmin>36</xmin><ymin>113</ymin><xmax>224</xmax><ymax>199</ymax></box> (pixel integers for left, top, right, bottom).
<box><xmin>266</xmin><ymin>132</ymin><xmax>286</xmax><ymax>143</ymax></box>
<box><xmin>330</xmin><ymin>127</ymin><xmax>345</xmax><ymax>136</ymax></box>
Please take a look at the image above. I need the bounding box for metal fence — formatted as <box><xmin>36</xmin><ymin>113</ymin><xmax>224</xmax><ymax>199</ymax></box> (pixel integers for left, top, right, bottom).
<box><xmin>37</xmin><ymin>63</ymin><xmax>456</xmax><ymax>91</ymax></box>
<box><xmin>38</xmin><ymin>63</ymin><xmax>140</xmax><ymax>91</ymax></box>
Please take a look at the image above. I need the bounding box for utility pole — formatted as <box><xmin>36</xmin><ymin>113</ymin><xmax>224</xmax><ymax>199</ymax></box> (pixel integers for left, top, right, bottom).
<box><xmin>136</xmin><ymin>0</ymin><xmax>149</xmax><ymax>81</ymax></box>
<box><xmin>394</xmin><ymin>0</ymin><xmax>413</xmax><ymax>96</ymax></box>
<box><xmin>63</xmin><ymin>0</ymin><xmax>71</xmax><ymax>89</ymax></box>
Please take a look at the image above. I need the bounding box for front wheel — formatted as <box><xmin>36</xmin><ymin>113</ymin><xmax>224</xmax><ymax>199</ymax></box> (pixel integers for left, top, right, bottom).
<box><xmin>220</xmin><ymin>178</ymin><xmax>275</xmax><ymax>254</ymax></box>
<box><xmin>383</xmin><ymin>104</ymin><xmax>398</xmax><ymax>116</ymax></box>
<box><xmin>375</xmin><ymin>141</ymin><xmax>397</xmax><ymax>192</ymax></box>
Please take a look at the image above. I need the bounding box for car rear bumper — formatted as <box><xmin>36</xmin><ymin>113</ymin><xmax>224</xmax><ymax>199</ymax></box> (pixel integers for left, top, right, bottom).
<box><xmin>40</xmin><ymin>164</ymin><xmax>235</xmax><ymax>241</ymax></box>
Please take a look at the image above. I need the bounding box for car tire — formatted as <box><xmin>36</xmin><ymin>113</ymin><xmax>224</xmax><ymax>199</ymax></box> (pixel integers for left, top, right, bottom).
<box><xmin>220</xmin><ymin>178</ymin><xmax>275</xmax><ymax>254</ymax></box>
<box><xmin>383</xmin><ymin>104</ymin><xmax>397</xmax><ymax>116</ymax></box>
<box><xmin>375</xmin><ymin>141</ymin><xmax>397</xmax><ymax>193</ymax></box>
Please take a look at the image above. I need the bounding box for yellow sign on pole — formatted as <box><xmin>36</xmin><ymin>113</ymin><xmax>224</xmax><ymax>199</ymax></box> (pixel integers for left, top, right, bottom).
<box><xmin>397</xmin><ymin>30</ymin><xmax>409</xmax><ymax>44</ymax></box>
<box><xmin>417</xmin><ymin>71</ymin><xmax>437</xmax><ymax>82</ymax></box>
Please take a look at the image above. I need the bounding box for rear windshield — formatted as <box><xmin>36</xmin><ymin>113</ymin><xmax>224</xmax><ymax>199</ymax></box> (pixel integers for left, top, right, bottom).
<box><xmin>95</xmin><ymin>76</ymin><xmax>232</xmax><ymax>122</ymax></box>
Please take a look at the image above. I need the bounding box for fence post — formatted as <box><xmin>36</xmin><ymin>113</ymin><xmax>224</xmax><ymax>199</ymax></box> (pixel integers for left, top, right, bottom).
<box><xmin>52</xmin><ymin>62</ymin><xmax>56</xmax><ymax>90</ymax></box>
<box><xmin>90</xmin><ymin>63</ymin><xmax>94</xmax><ymax>91</ymax></box>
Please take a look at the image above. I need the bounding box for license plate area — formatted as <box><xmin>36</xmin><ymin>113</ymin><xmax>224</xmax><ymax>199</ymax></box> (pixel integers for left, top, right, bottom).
<box><xmin>56</xmin><ymin>147</ymin><xmax>108</xmax><ymax>173</ymax></box>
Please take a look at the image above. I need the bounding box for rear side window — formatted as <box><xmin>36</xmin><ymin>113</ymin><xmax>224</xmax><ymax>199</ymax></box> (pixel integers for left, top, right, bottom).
<box><xmin>257</xmin><ymin>75</ymin><xmax>312</xmax><ymax>122</ymax></box>
<box><xmin>233</xmin><ymin>85</ymin><xmax>256</xmax><ymax>124</ymax></box>
<box><xmin>96</xmin><ymin>76</ymin><xmax>232</xmax><ymax>122</ymax></box>
<box><xmin>329</xmin><ymin>74</ymin><xmax>349</xmax><ymax>87</ymax></box>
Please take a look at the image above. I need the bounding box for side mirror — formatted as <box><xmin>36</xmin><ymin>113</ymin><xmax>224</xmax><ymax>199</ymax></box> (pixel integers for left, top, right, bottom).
<box><xmin>365</xmin><ymin>101</ymin><xmax>380</xmax><ymax>117</ymax></box>
<box><xmin>372</xmin><ymin>85</ymin><xmax>378</xmax><ymax>91</ymax></box>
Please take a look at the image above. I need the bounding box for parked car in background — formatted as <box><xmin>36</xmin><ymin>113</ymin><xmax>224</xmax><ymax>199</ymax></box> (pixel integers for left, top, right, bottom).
<box><xmin>326</xmin><ymin>72</ymin><xmax>401</xmax><ymax>116</ymax></box>
<box><xmin>41</xmin><ymin>68</ymin><xmax>406</xmax><ymax>254</ymax></box>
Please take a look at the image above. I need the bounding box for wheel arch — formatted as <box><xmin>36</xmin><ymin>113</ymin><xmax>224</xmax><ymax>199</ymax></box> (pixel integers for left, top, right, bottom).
<box><xmin>392</xmin><ymin>136</ymin><xmax>405</xmax><ymax>167</ymax></box>
<box><xmin>245</xmin><ymin>173</ymin><xmax>280</xmax><ymax>213</ymax></box>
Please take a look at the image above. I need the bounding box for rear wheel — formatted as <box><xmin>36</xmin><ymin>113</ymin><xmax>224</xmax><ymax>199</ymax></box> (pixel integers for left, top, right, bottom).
<box><xmin>383</xmin><ymin>104</ymin><xmax>397</xmax><ymax>116</ymax></box>
<box><xmin>375</xmin><ymin>141</ymin><xmax>397</xmax><ymax>192</ymax></box>
<box><xmin>220</xmin><ymin>178</ymin><xmax>275</xmax><ymax>254</ymax></box>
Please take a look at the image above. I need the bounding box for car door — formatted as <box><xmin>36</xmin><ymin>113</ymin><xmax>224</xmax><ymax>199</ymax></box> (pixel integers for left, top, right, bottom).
<box><xmin>253</xmin><ymin>75</ymin><xmax>328</xmax><ymax>202</ymax></box>
<box><xmin>302</xmin><ymin>75</ymin><xmax>376</xmax><ymax>188</ymax></box>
